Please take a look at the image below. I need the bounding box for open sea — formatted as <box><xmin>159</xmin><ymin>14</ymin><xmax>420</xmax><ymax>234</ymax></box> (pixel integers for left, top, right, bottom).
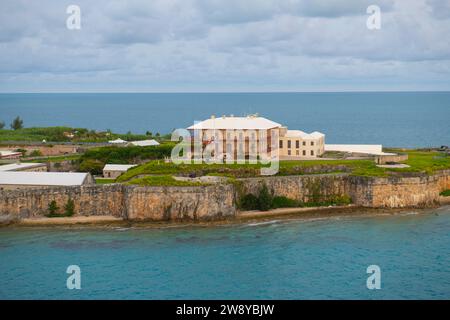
<box><xmin>0</xmin><ymin>92</ymin><xmax>449</xmax><ymax>148</ymax></box>
<box><xmin>0</xmin><ymin>207</ymin><xmax>449</xmax><ymax>300</ymax></box>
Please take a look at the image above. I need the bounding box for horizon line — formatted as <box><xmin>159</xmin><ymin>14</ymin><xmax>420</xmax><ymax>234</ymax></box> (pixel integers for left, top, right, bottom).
<box><xmin>1</xmin><ymin>90</ymin><xmax>450</xmax><ymax>94</ymax></box>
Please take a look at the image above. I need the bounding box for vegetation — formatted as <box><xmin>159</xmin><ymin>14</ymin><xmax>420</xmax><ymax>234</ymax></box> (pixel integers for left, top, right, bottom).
<box><xmin>95</xmin><ymin>178</ymin><xmax>116</xmax><ymax>184</ymax></box>
<box><xmin>78</xmin><ymin>143</ymin><xmax>175</xmax><ymax>174</ymax></box>
<box><xmin>440</xmin><ymin>189</ymin><xmax>450</xmax><ymax>197</ymax></box>
<box><xmin>0</xmin><ymin>121</ymin><xmax>4</xmax><ymax>129</ymax></box>
<box><xmin>47</xmin><ymin>201</ymin><xmax>59</xmax><ymax>216</ymax></box>
<box><xmin>10</xmin><ymin>116</ymin><xmax>23</xmax><ymax>130</ymax></box>
<box><xmin>0</xmin><ymin>126</ymin><xmax>158</xmax><ymax>143</ymax></box>
<box><xmin>238</xmin><ymin>188</ymin><xmax>352</xmax><ymax>211</ymax></box>
<box><xmin>126</xmin><ymin>175</ymin><xmax>207</xmax><ymax>187</ymax></box>
<box><xmin>64</xmin><ymin>199</ymin><xmax>75</xmax><ymax>216</ymax></box>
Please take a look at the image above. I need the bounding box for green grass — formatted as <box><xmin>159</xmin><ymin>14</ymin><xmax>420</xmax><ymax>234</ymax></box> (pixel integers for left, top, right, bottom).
<box><xmin>0</xmin><ymin>126</ymin><xmax>159</xmax><ymax>143</ymax></box>
<box><xmin>440</xmin><ymin>189</ymin><xmax>450</xmax><ymax>197</ymax></box>
<box><xmin>111</xmin><ymin>149</ymin><xmax>450</xmax><ymax>186</ymax></box>
<box><xmin>28</xmin><ymin>154</ymin><xmax>82</xmax><ymax>163</ymax></box>
<box><xmin>126</xmin><ymin>175</ymin><xmax>207</xmax><ymax>187</ymax></box>
<box><xmin>95</xmin><ymin>178</ymin><xmax>116</xmax><ymax>184</ymax></box>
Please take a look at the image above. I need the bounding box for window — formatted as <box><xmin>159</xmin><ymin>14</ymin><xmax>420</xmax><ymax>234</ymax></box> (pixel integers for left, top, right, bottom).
<box><xmin>311</xmin><ymin>150</ymin><xmax>314</xmax><ymax>156</ymax></box>
<box><xmin>279</xmin><ymin>140</ymin><xmax>283</xmax><ymax>148</ymax></box>
<box><xmin>296</xmin><ymin>140</ymin><xmax>299</xmax><ymax>148</ymax></box>
<box><xmin>303</xmin><ymin>141</ymin><xmax>306</xmax><ymax>146</ymax></box>
<box><xmin>287</xmin><ymin>140</ymin><xmax>291</xmax><ymax>149</ymax></box>
<box><xmin>288</xmin><ymin>150</ymin><xmax>291</xmax><ymax>155</ymax></box>
<box><xmin>303</xmin><ymin>150</ymin><xmax>306</xmax><ymax>156</ymax></box>
<box><xmin>311</xmin><ymin>141</ymin><xmax>314</xmax><ymax>146</ymax></box>
<box><xmin>296</xmin><ymin>150</ymin><xmax>299</xmax><ymax>155</ymax></box>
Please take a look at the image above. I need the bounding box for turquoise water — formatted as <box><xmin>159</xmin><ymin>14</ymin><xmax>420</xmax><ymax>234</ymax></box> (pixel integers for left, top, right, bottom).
<box><xmin>1</xmin><ymin>208</ymin><xmax>449</xmax><ymax>299</ymax></box>
<box><xmin>0</xmin><ymin>92</ymin><xmax>449</xmax><ymax>147</ymax></box>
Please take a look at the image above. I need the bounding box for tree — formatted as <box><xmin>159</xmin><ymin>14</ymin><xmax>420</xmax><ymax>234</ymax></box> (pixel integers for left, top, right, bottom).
<box><xmin>10</xmin><ymin>116</ymin><xmax>23</xmax><ymax>130</ymax></box>
<box><xmin>64</xmin><ymin>199</ymin><xmax>75</xmax><ymax>216</ymax></box>
<box><xmin>146</xmin><ymin>131</ymin><xmax>153</xmax><ymax>137</ymax></box>
<box><xmin>48</xmin><ymin>201</ymin><xmax>59</xmax><ymax>216</ymax></box>
<box><xmin>0</xmin><ymin>121</ymin><xmax>5</xmax><ymax>129</ymax></box>
<box><xmin>257</xmin><ymin>184</ymin><xmax>272</xmax><ymax>211</ymax></box>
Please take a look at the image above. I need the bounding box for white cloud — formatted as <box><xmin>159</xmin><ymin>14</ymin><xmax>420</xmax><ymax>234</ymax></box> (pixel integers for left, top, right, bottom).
<box><xmin>0</xmin><ymin>0</ymin><xmax>449</xmax><ymax>92</ymax></box>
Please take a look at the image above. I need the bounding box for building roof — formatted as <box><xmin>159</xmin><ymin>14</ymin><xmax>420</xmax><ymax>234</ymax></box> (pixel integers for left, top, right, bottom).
<box><xmin>103</xmin><ymin>164</ymin><xmax>137</xmax><ymax>172</ymax></box>
<box><xmin>0</xmin><ymin>162</ymin><xmax>46</xmax><ymax>172</ymax></box>
<box><xmin>187</xmin><ymin>116</ymin><xmax>282</xmax><ymax>130</ymax></box>
<box><xmin>130</xmin><ymin>139</ymin><xmax>160</xmax><ymax>147</ymax></box>
<box><xmin>285</xmin><ymin>130</ymin><xmax>325</xmax><ymax>139</ymax></box>
<box><xmin>108</xmin><ymin>138</ymin><xmax>127</xmax><ymax>144</ymax></box>
<box><xmin>0</xmin><ymin>172</ymin><xmax>90</xmax><ymax>186</ymax></box>
<box><xmin>0</xmin><ymin>150</ymin><xmax>22</xmax><ymax>157</ymax></box>
<box><xmin>324</xmin><ymin>144</ymin><xmax>394</xmax><ymax>155</ymax></box>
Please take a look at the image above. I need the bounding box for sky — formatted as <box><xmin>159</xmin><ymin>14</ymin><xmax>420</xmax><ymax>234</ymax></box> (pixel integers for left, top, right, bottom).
<box><xmin>0</xmin><ymin>0</ymin><xmax>450</xmax><ymax>92</ymax></box>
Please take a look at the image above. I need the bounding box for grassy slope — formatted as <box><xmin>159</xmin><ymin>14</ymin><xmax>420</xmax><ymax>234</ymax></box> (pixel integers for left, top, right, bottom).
<box><xmin>117</xmin><ymin>150</ymin><xmax>450</xmax><ymax>183</ymax></box>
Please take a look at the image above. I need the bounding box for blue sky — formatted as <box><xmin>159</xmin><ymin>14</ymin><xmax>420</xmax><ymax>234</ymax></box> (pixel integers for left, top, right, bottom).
<box><xmin>0</xmin><ymin>0</ymin><xmax>450</xmax><ymax>92</ymax></box>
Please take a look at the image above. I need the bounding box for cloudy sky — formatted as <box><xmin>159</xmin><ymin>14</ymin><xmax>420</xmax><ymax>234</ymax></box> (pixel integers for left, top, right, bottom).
<box><xmin>1</xmin><ymin>0</ymin><xmax>450</xmax><ymax>92</ymax></box>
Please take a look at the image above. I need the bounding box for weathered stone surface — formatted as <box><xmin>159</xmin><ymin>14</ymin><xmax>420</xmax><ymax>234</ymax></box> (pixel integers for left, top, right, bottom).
<box><xmin>0</xmin><ymin>170</ymin><xmax>449</xmax><ymax>221</ymax></box>
<box><xmin>0</xmin><ymin>184</ymin><xmax>235</xmax><ymax>221</ymax></box>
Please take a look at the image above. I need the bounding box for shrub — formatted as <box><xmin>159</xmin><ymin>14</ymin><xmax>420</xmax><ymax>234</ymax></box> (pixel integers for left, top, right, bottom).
<box><xmin>48</xmin><ymin>201</ymin><xmax>59</xmax><ymax>216</ymax></box>
<box><xmin>257</xmin><ymin>184</ymin><xmax>273</xmax><ymax>211</ymax></box>
<box><xmin>64</xmin><ymin>199</ymin><xmax>75</xmax><ymax>216</ymax></box>
<box><xmin>79</xmin><ymin>159</ymin><xmax>104</xmax><ymax>175</ymax></box>
<box><xmin>29</xmin><ymin>150</ymin><xmax>43</xmax><ymax>157</ymax></box>
<box><xmin>240</xmin><ymin>194</ymin><xmax>259</xmax><ymax>210</ymax></box>
<box><xmin>271</xmin><ymin>196</ymin><xmax>300</xmax><ymax>209</ymax></box>
<box><xmin>440</xmin><ymin>189</ymin><xmax>450</xmax><ymax>197</ymax></box>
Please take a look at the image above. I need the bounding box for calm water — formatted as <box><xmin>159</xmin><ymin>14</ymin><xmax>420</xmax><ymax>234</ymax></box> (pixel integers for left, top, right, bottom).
<box><xmin>0</xmin><ymin>92</ymin><xmax>449</xmax><ymax>147</ymax></box>
<box><xmin>0</xmin><ymin>208</ymin><xmax>449</xmax><ymax>299</ymax></box>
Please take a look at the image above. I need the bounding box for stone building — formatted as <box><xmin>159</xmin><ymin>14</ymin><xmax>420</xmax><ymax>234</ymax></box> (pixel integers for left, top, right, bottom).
<box><xmin>0</xmin><ymin>162</ymin><xmax>47</xmax><ymax>172</ymax></box>
<box><xmin>103</xmin><ymin>164</ymin><xmax>137</xmax><ymax>179</ymax></box>
<box><xmin>187</xmin><ymin>115</ymin><xmax>325</xmax><ymax>161</ymax></box>
<box><xmin>0</xmin><ymin>171</ymin><xmax>94</xmax><ymax>190</ymax></box>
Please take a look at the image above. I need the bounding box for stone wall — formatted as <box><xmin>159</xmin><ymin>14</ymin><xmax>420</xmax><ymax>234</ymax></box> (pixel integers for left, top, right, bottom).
<box><xmin>238</xmin><ymin>171</ymin><xmax>450</xmax><ymax>208</ymax></box>
<box><xmin>374</xmin><ymin>154</ymin><xmax>409</xmax><ymax>164</ymax></box>
<box><xmin>0</xmin><ymin>184</ymin><xmax>235</xmax><ymax>221</ymax></box>
<box><xmin>238</xmin><ymin>174</ymin><xmax>350</xmax><ymax>203</ymax></box>
<box><xmin>0</xmin><ymin>170</ymin><xmax>449</xmax><ymax>222</ymax></box>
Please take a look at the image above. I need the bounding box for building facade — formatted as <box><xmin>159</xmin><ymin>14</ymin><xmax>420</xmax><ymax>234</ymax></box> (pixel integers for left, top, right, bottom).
<box><xmin>187</xmin><ymin>115</ymin><xmax>325</xmax><ymax>161</ymax></box>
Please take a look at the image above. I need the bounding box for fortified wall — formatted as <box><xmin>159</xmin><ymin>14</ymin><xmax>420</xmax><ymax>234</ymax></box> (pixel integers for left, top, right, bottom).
<box><xmin>0</xmin><ymin>171</ymin><xmax>449</xmax><ymax>222</ymax></box>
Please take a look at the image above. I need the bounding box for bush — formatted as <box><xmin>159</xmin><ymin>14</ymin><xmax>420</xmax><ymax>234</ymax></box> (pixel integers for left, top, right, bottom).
<box><xmin>440</xmin><ymin>189</ymin><xmax>450</xmax><ymax>197</ymax></box>
<box><xmin>47</xmin><ymin>201</ymin><xmax>59</xmax><ymax>216</ymax></box>
<box><xmin>271</xmin><ymin>196</ymin><xmax>300</xmax><ymax>209</ymax></box>
<box><xmin>257</xmin><ymin>184</ymin><xmax>273</xmax><ymax>211</ymax></box>
<box><xmin>240</xmin><ymin>194</ymin><xmax>259</xmax><ymax>210</ymax></box>
<box><xmin>79</xmin><ymin>159</ymin><xmax>104</xmax><ymax>175</ymax></box>
<box><xmin>29</xmin><ymin>150</ymin><xmax>43</xmax><ymax>157</ymax></box>
<box><xmin>64</xmin><ymin>199</ymin><xmax>75</xmax><ymax>216</ymax></box>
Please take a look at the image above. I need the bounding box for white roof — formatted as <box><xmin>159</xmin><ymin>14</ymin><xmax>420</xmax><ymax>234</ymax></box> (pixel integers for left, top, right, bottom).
<box><xmin>108</xmin><ymin>138</ymin><xmax>127</xmax><ymax>144</ymax></box>
<box><xmin>0</xmin><ymin>172</ymin><xmax>90</xmax><ymax>186</ymax></box>
<box><xmin>285</xmin><ymin>130</ymin><xmax>325</xmax><ymax>139</ymax></box>
<box><xmin>324</xmin><ymin>144</ymin><xmax>394</xmax><ymax>155</ymax></box>
<box><xmin>187</xmin><ymin>116</ymin><xmax>282</xmax><ymax>130</ymax></box>
<box><xmin>0</xmin><ymin>150</ymin><xmax>21</xmax><ymax>156</ymax></box>
<box><xmin>130</xmin><ymin>139</ymin><xmax>160</xmax><ymax>147</ymax></box>
<box><xmin>0</xmin><ymin>163</ymin><xmax>46</xmax><ymax>172</ymax></box>
<box><xmin>103</xmin><ymin>164</ymin><xmax>137</xmax><ymax>172</ymax></box>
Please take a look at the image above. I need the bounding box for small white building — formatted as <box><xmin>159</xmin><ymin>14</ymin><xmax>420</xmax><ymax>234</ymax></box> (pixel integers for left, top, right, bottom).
<box><xmin>0</xmin><ymin>150</ymin><xmax>22</xmax><ymax>160</ymax></box>
<box><xmin>0</xmin><ymin>162</ymin><xmax>47</xmax><ymax>172</ymax></box>
<box><xmin>0</xmin><ymin>172</ymin><xmax>94</xmax><ymax>190</ymax></box>
<box><xmin>129</xmin><ymin>139</ymin><xmax>160</xmax><ymax>147</ymax></box>
<box><xmin>108</xmin><ymin>138</ymin><xmax>127</xmax><ymax>144</ymax></box>
<box><xmin>103</xmin><ymin>164</ymin><xmax>137</xmax><ymax>179</ymax></box>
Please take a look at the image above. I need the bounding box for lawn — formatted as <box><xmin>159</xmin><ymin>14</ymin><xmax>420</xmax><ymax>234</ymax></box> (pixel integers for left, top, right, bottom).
<box><xmin>116</xmin><ymin>150</ymin><xmax>450</xmax><ymax>183</ymax></box>
<box><xmin>126</xmin><ymin>175</ymin><xmax>207</xmax><ymax>187</ymax></box>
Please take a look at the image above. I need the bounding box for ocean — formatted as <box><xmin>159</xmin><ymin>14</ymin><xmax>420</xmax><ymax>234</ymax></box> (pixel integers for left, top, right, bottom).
<box><xmin>0</xmin><ymin>207</ymin><xmax>449</xmax><ymax>299</ymax></box>
<box><xmin>0</xmin><ymin>92</ymin><xmax>449</xmax><ymax>148</ymax></box>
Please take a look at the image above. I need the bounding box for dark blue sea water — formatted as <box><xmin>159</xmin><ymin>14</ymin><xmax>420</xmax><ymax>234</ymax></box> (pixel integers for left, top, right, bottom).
<box><xmin>0</xmin><ymin>92</ymin><xmax>449</xmax><ymax>148</ymax></box>
<box><xmin>1</xmin><ymin>208</ymin><xmax>449</xmax><ymax>299</ymax></box>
